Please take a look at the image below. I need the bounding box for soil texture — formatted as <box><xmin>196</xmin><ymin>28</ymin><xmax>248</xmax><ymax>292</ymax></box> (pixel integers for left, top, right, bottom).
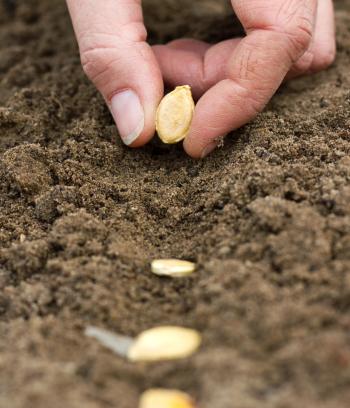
<box><xmin>0</xmin><ymin>1</ymin><xmax>350</xmax><ymax>407</ymax></box>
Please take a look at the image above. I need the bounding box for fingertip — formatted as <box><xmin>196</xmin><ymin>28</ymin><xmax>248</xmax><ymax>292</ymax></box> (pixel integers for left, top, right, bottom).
<box><xmin>114</xmin><ymin>99</ymin><xmax>159</xmax><ymax>148</ymax></box>
<box><xmin>183</xmin><ymin>86</ymin><xmax>232</xmax><ymax>159</ymax></box>
<box><xmin>127</xmin><ymin>123</ymin><xmax>156</xmax><ymax>148</ymax></box>
<box><xmin>67</xmin><ymin>0</ymin><xmax>163</xmax><ymax>149</ymax></box>
<box><xmin>183</xmin><ymin>128</ymin><xmax>208</xmax><ymax>159</ymax></box>
<box><xmin>183</xmin><ymin>132</ymin><xmax>220</xmax><ymax>160</ymax></box>
<box><xmin>133</xmin><ymin>87</ymin><xmax>163</xmax><ymax>148</ymax></box>
<box><xmin>183</xmin><ymin>144</ymin><xmax>201</xmax><ymax>159</ymax></box>
<box><xmin>108</xmin><ymin>60</ymin><xmax>163</xmax><ymax>148</ymax></box>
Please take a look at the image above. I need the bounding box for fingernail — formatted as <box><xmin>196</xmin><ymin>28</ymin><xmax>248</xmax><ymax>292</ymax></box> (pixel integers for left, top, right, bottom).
<box><xmin>110</xmin><ymin>90</ymin><xmax>144</xmax><ymax>146</ymax></box>
<box><xmin>201</xmin><ymin>141</ymin><xmax>218</xmax><ymax>159</ymax></box>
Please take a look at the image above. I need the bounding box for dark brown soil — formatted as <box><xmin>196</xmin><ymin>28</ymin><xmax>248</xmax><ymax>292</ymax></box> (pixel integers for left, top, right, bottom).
<box><xmin>1</xmin><ymin>1</ymin><xmax>350</xmax><ymax>407</ymax></box>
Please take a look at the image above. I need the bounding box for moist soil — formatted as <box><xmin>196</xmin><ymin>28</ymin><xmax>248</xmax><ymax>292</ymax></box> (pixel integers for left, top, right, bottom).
<box><xmin>1</xmin><ymin>1</ymin><xmax>350</xmax><ymax>407</ymax></box>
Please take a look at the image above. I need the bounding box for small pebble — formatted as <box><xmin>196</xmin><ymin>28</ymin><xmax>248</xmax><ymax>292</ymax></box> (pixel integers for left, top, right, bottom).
<box><xmin>139</xmin><ymin>389</ymin><xmax>195</xmax><ymax>408</ymax></box>
<box><xmin>128</xmin><ymin>326</ymin><xmax>201</xmax><ymax>362</ymax></box>
<box><xmin>151</xmin><ymin>259</ymin><xmax>196</xmax><ymax>278</ymax></box>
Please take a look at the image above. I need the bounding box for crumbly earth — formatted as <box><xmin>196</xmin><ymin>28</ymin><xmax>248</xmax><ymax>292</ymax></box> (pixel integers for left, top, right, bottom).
<box><xmin>0</xmin><ymin>1</ymin><xmax>350</xmax><ymax>407</ymax></box>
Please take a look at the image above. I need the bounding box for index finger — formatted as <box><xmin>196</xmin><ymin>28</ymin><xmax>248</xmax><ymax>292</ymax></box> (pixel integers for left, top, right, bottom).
<box><xmin>184</xmin><ymin>0</ymin><xmax>317</xmax><ymax>158</ymax></box>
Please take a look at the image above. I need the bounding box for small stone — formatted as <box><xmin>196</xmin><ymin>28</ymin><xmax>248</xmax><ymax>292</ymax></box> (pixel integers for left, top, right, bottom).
<box><xmin>128</xmin><ymin>326</ymin><xmax>201</xmax><ymax>362</ymax></box>
<box><xmin>320</xmin><ymin>97</ymin><xmax>329</xmax><ymax>108</ymax></box>
<box><xmin>151</xmin><ymin>259</ymin><xmax>196</xmax><ymax>278</ymax></box>
<box><xmin>156</xmin><ymin>86</ymin><xmax>195</xmax><ymax>144</ymax></box>
<box><xmin>139</xmin><ymin>389</ymin><xmax>195</xmax><ymax>408</ymax></box>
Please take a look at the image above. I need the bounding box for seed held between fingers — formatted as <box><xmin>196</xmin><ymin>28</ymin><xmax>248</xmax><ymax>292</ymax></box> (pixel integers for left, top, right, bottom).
<box><xmin>127</xmin><ymin>326</ymin><xmax>202</xmax><ymax>362</ymax></box>
<box><xmin>156</xmin><ymin>85</ymin><xmax>195</xmax><ymax>144</ymax></box>
<box><xmin>151</xmin><ymin>259</ymin><xmax>196</xmax><ymax>278</ymax></box>
<box><xmin>139</xmin><ymin>389</ymin><xmax>196</xmax><ymax>408</ymax></box>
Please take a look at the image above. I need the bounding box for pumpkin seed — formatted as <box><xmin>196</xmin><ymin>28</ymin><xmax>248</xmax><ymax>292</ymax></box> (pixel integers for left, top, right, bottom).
<box><xmin>156</xmin><ymin>86</ymin><xmax>195</xmax><ymax>144</ymax></box>
<box><xmin>128</xmin><ymin>326</ymin><xmax>201</xmax><ymax>362</ymax></box>
<box><xmin>139</xmin><ymin>389</ymin><xmax>195</xmax><ymax>408</ymax></box>
<box><xmin>151</xmin><ymin>259</ymin><xmax>196</xmax><ymax>278</ymax></box>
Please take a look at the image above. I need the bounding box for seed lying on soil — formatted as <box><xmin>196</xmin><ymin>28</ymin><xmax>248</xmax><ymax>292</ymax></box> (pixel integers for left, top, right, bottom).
<box><xmin>151</xmin><ymin>259</ymin><xmax>196</xmax><ymax>278</ymax></box>
<box><xmin>156</xmin><ymin>85</ymin><xmax>195</xmax><ymax>144</ymax></box>
<box><xmin>139</xmin><ymin>389</ymin><xmax>195</xmax><ymax>408</ymax></box>
<box><xmin>127</xmin><ymin>326</ymin><xmax>202</xmax><ymax>362</ymax></box>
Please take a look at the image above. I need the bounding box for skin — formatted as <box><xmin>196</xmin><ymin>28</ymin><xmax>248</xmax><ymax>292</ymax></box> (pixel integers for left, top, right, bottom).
<box><xmin>66</xmin><ymin>0</ymin><xmax>336</xmax><ymax>159</ymax></box>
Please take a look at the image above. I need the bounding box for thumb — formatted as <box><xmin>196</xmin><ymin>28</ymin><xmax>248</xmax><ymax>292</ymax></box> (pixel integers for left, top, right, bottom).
<box><xmin>66</xmin><ymin>0</ymin><xmax>163</xmax><ymax>147</ymax></box>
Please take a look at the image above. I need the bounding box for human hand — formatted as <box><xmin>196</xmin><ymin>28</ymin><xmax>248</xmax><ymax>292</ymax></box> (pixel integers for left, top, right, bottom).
<box><xmin>67</xmin><ymin>0</ymin><xmax>335</xmax><ymax>158</ymax></box>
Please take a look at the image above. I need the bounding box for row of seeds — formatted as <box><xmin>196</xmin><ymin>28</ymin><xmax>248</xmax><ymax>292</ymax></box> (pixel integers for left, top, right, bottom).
<box><xmin>87</xmin><ymin>87</ymin><xmax>199</xmax><ymax>406</ymax></box>
<box><xmin>86</xmin><ymin>259</ymin><xmax>199</xmax><ymax>408</ymax></box>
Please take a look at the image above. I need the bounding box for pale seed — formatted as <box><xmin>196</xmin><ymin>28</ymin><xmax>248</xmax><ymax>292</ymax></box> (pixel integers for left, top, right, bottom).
<box><xmin>139</xmin><ymin>389</ymin><xmax>195</xmax><ymax>408</ymax></box>
<box><xmin>156</xmin><ymin>85</ymin><xmax>195</xmax><ymax>144</ymax></box>
<box><xmin>85</xmin><ymin>326</ymin><xmax>134</xmax><ymax>357</ymax></box>
<box><xmin>127</xmin><ymin>326</ymin><xmax>201</xmax><ymax>362</ymax></box>
<box><xmin>151</xmin><ymin>259</ymin><xmax>196</xmax><ymax>278</ymax></box>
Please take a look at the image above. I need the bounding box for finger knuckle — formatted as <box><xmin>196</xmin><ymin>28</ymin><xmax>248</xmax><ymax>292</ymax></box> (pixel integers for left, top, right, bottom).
<box><xmin>81</xmin><ymin>47</ymin><xmax>119</xmax><ymax>85</ymax></box>
<box><xmin>119</xmin><ymin>21</ymin><xmax>147</xmax><ymax>43</ymax></box>
<box><xmin>312</xmin><ymin>48</ymin><xmax>336</xmax><ymax>72</ymax></box>
<box><xmin>292</xmin><ymin>50</ymin><xmax>314</xmax><ymax>73</ymax></box>
<box><xmin>276</xmin><ymin>0</ymin><xmax>314</xmax><ymax>55</ymax></box>
<box><xmin>286</xmin><ymin>25</ymin><xmax>313</xmax><ymax>57</ymax></box>
<box><xmin>78</xmin><ymin>23</ymin><xmax>147</xmax><ymax>86</ymax></box>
